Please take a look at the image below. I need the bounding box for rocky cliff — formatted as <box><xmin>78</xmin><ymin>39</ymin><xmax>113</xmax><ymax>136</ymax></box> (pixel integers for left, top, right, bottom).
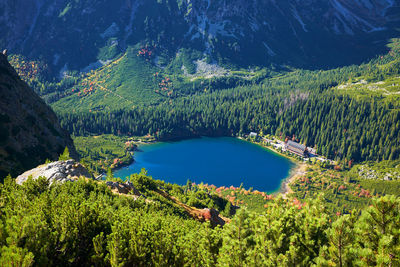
<box><xmin>16</xmin><ymin>159</ymin><xmax>91</xmax><ymax>185</ymax></box>
<box><xmin>0</xmin><ymin>51</ymin><xmax>77</xmax><ymax>179</ymax></box>
<box><xmin>0</xmin><ymin>0</ymin><xmax>398</xmax><ymax>72</ymax></box>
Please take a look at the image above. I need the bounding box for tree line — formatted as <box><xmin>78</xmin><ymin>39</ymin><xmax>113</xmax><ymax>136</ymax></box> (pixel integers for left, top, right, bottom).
<box><xmin>59</xmin><ymin>86</ymin><xmax>400</xmax><ymax>162</ymax></box>
<box><xmin>58</xmin><ymin>42</ymin><xmax>400</xmax><ymax>163</ymax></box>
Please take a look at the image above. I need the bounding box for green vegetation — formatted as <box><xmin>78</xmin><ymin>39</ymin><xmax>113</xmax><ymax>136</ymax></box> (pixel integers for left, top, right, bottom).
<box><xmin>58</xmin><ymin>147</ymin><xmax>70</xmax><ymax>161</ymax></box>
<box><xmin>335</xmin><ymin>75</ymin><xmax>400</xmax><ymax>100</ymax></box>
<box><xmin>289</xmin><ymin>163</ymin><xmax>400</xmax><ymax>214</ymax></box>
<box><xmin>216</xmin><ymin>186</ymin><xmax>273</xmax><ymax>213</ymax></box>
<box><xmin>165</xmin><ymin>48</ymin><xmax>203</xmax><ymax>74</ymax></box>
<box><xmin>1</xmin><ymin>175</ymin><xmax>399</xmax><ymax>266</ymax></box>
<box><xmin>57</xmin><ymin>40</ymin><xmax>400</xmax><ymax>164</ymax></box>
<box><xmin>9</xmin><ymin>54</ymin><xmax>81</xmax><ymax>101</ymax></box>
<box><xmin>13</xmin><ymin>37</ymin><xmax>396</xmax><ymax>117</ymax></box>
<box><xmin>58</xmin><ymin>3</ymin><xmax>72</xmax><ymax>17</ymax></box>
<box><xmin>60</xmin><ymin>83</ymin><xmax>400</xmax><ymax>163</ymax></box>
<box><xmin>50</xmin><ymin>45</ymin><xmax>275</xmax><ymax>113</ymax></box>
<box><xmin>165</xmin><ymin>181</ymin><xmax>232</xmax><ymax>216</ymax></box>
<box><xmin>5</xmin><ymin>18</ymin><xmax>400</xmax><ymax>266</ymax></box>
<box><xmin>0</xmin><ymin>7</ymin><xmax>400</xmax><ymax>266</ymax></box>
<box><xmin>3</xmin><ymin>2</ymin><xmax>400</xmax><ymax>264</ymax></box>
<box><xmin>73</xmin><ymin>135</ymin><xmax>136</xmax><ymax>175</ymax></box>
<box><xmin>97</xmin><ymin>38</ymin><xmax>121</xmax><ymax>61</ymax></box>
<box><xmin>52</xmin><ymin>47</ymin><xmax>164</xmax><ymax>112</ymax></box>
<box><xmin>8</xmin><ymin>55</ymin><xmax>49</xmax><ymax>87</ymax></box>
<box><xmin>349</xmin><ymin>159</ymin><xmax>400</xmax><ymax>181</ymax></box>
<box><xmin>130</xmin><ymin>169</ymin><xmax>158</xmax><ymax>192</ymax></box>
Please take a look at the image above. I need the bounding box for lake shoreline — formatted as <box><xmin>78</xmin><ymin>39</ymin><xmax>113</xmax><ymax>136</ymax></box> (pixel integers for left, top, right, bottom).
<box><xmin>114</xmin><ymin>136</ymin><xmax>294</xmax><ymax>192</ymax></box>
<box><xmin>237</xmin><ymin>137</ymin><xmax>304</xmax><ymax>195</ymax></box>
<box><xmin>280</xmin><ymin>163</ymin><xmax>307</xmax><ymax>197</ymax></box>
<box><xmin>257</xmin><ymin>143</ymin><xmax>303</xmax><ymax>196</ymax></box>
<box><xmin>112</xmin><ymin>135</ymin><xmax>304</xmax><ymax>195</ymax></box>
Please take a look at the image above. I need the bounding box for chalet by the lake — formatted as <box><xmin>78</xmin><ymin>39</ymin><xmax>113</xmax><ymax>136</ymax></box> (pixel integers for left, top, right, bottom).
<box><xmin>249</xmin><ymin>132</ymin><xmax>258</xmax><ymax>138</ymax></box>
<box><xmin>285</xmin><ymin>140</ymin><xmax>308</xmax><ymax>157</ymax></box>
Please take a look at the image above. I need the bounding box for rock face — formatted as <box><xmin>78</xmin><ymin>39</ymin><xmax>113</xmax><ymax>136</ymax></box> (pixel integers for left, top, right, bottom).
<box><xmin>0</xmin><ymin>53</ymin><xmax>78</xmax><ymax>179</ymax></box>
<box><xmin>0</xmin><ymin>0</ymin><xmax>398</xmax><ymax>72</ymax></box>
<box><xmin>16</xmin><ymin>160</ymin><xmax>91</xmax><ymax>185</ymax></box>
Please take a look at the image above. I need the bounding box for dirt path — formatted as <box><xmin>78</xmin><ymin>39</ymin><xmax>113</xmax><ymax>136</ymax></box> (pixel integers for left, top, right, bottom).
<box><xmin>282</xmin><ymin>163</ymin><xmax>307</xmax><ymax>198</ymax></box>
<box><xmin>97</xmin><ymin>83</ymin><xmax>134</xmax><ymax>105</ymax></box>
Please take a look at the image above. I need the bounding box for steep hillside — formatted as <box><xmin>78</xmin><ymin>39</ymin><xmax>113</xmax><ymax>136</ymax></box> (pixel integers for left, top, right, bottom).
<box><xmin>0</xmin><ymin>173</ymin><xmax>399</xmax><ymax>266</ymax></box>
<box><xmin>0</xmin><ymin>0</ymin><xmax>398</xmax><ymax>76</ymax></box>
<box><xmin>0</xmin><ymin>51</ymin><xmax>77</xmax><ymax>178</ymax></box>
<box><xmin>50</xmin><ymin>45</ymin><xmax>265</xmax><ymax>112</ymax></box>
<box><xmin>58</xmin><ymin>45</ymin><xmax>400</xmax><ymax>163</ymax></box>
<box><xmin>52</xmin><ymin>47</ymin><xmax>165</xmax><ymax>112</ymax></box>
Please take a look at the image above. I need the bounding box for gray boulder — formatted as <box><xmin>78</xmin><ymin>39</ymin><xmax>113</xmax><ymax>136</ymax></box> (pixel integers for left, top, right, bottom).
<box><xmin>16</xmin><ymin>160</ymin><xmax>92</xmax><ymax>185</ymax></box>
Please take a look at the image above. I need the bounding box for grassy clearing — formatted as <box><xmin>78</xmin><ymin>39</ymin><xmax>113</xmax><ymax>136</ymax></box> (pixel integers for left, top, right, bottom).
<box><xmin>335</xmin><ymin>76</ymin><xmax>400</xmax><ymax>100</ymax></box>
<box><xmin>73</xmin><ymin>134</ymin><xmax>136</xmax><ymax>175</ymax></box>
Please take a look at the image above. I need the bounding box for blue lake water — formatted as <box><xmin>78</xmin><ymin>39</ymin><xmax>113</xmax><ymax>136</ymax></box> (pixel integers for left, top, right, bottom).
<box><xmin>113</xmin><ymin>137</ymin><xmax>294</xmax><ymax>193</ymax></box>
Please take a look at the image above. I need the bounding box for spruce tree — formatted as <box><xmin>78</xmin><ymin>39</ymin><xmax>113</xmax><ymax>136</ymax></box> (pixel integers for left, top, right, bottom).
<box><xmin>58</xmin><ymin>146</ymin><xmax>70</xmax><ymax>161</ymax></box>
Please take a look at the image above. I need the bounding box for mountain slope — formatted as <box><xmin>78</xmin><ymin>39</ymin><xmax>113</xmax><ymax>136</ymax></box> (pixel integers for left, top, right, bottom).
<box><xmin>0</xmin><ymin>52</ymin><xmax>77</xmax><ymax>178</ymax></box>
<box><xmin>0</xmin><ymin>0</ymin><xmax>398</xmax><ymax>75</ymax></box>
<box><xmin>52</xmin><ymin>47</ymin><xmax>165</xmax><ymax>113</ymax></box>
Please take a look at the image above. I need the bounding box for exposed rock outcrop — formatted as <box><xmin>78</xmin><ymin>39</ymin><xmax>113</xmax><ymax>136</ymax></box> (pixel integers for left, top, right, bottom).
<box><xmin>16</xmin><ymin>160</ymin><xmax>91</xmax><ymax>185</ymax></box>
<box><xmin>0</xmin><ymin>52</ymin><xmax>78</xmax><ymax>179</ymax></box>
<box><xmin>0</xmin><ymin>0</ymin><xmax>397</xmax><ymax>73</ymax></box>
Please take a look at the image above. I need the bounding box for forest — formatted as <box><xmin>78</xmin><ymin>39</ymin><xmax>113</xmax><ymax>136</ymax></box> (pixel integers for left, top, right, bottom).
<box><xmin>2</xmin><ymin>2</ymin><xmax>400</xmax><ymax>265</ymax></box>
<box><xmin>60</xmin><ymin>86</ymin><xmax>400</xmax><ymax>163</ymax></box>
<box><xmin>56</xmin><ymin>41</ymin><xmax>400</xmax><ymax>164</ymax></box>
<box><xmin>73</xmin><ymin>135</ymin><xmax>136</xmax><ymax>174</ymax></box>
<box><xmin>0</xmin><ymin>175</ymin><xmax>399</xmax><ymax>266</ymax></box>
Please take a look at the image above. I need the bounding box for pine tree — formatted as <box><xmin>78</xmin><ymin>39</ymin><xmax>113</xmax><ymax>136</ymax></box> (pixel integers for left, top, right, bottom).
<box><xmin>58</xmin><ymin>146</ymin><xmax>70</xmax><ymax>161</ymax></box>
<box><xmin>0</xmin><ymin>246</ymin><xmax>34</xmax><ymax>267</ymax></box>
<box><xmin>317</xmin><ymin>214</ymin><xmax>356</xmax><ymax>266</ymax></box>
<box><xmin>106</xmin><ymin>168</ymin><xmax>114</xmax><ymax>180</ymax></box>
<box><xmin>354</xmin><ymin>195</ymin><xmax>400</xmax><ymax>266</ymax></box>
<box><xmin>218</xmin><ymin>210</ymin><xmax>254</xmax><ymax>266</ymax></box>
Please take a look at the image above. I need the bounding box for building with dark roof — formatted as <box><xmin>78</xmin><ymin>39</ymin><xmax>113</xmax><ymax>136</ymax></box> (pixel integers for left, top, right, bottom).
<box><xmin>285</xmin><ymin>140</ymin><xmax>308</xmax><ymax>157</ymax></box>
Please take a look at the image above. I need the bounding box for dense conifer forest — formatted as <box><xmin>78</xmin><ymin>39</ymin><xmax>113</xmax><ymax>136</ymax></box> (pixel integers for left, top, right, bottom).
<box><xmin>60</xmin><ymin>79</ymin><xmax>400</xmax><ymax>163</ymax></box>
<box><xmin>0</xmin><ymin>175</ymin><xmax>399</xmax><ymax>266</ymax></box>
<box><xmin>57</xmin><ymin>42</ymin><xmax>400</xmax><ymax>164</ymax></box>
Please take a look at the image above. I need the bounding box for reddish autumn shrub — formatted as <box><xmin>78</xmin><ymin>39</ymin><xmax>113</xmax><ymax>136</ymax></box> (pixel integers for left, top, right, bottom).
<box><xmin>201</xmin><ymin>209</ymin><xmax>212</xmax><ymax>220</ymax></box>
<box><xmin>338</xmin><ymin>185</ymin><xmax>346</xmax><ymax>191</ymax></box>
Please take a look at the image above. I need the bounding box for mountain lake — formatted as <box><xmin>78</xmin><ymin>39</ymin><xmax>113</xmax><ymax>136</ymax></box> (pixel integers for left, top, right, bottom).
<box><xmin>113</xmin><ymin>137</ymin><xmax>295</xmax><ymax>193</ymax></box>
